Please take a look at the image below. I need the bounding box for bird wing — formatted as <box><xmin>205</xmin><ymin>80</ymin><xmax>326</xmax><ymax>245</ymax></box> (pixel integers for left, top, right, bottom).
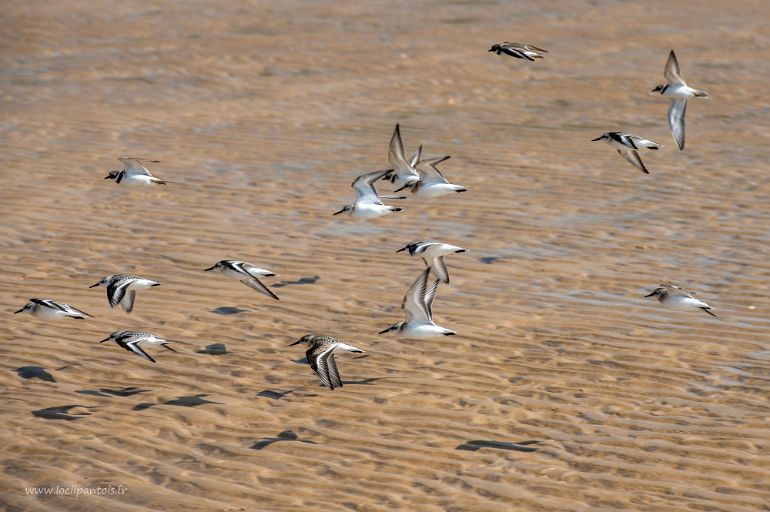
<box><xmin>427</xmin><ymin>256</ymin><xmax>451</xmax><ymax>284</ymax></box>
<box><xmin>239</xmin><ymin>276</ymin><xmax>279</xmax><ymax>300</ymax></box>
<box><xmin>326</xmin><ymin>353</ymin><xmax>343</xmax><ymax>389</ymax></box>
<box><xmin>120</xmin><ymin>290</ymin><xmax>136</xmax><ymax>313</ymax></box>
<box><xmin>124</xmin><ymin>340</ymin><xmax>156</xmax><ymax>363</ymax></box>
<box><xmin>664</xmin><ymin>50</ymin><xmax>686</xmax><ymax>85</ymax></box>
<box><xmin>402</xmin><ymin>268</ymin><xmax>433</xmax><ymax>323</ymax></box>
<box><xmin>408</xmin><ymin>145</ymin><xmax>423</xmax><ymax>170</ymax></box>
<box><xmin>352</xmin><ymin>169</ymin><xmax>391</xmax><ymax>204</ymax></box>
<box><xmin>416</xmin><ymin>160</ymin><xmax>449</xmax><ymax>185</ymax></box>
<box><xmin>668</xmin><ymin>98</ymin><xmax>687</xmax><ymax>151</ymax></box>
<box><xmin>617</xmin><ymin>149</ymin><xmax>649</xmax><ymax>174</ymax></box>
<box><xmin>311</xmin><ymin>345</ymin><xmax>337</xmax><ymax>389</ymax></box>
<box><xmin>388</xmin><ymin>124</ymin><xmax>416</xmax><ymax>178</ymax></box>
<box><xmin>239</xmin><ymin>262</ymin><xmax>274</xmax><ymax>278</ymax></box>
<box><xmin>107</xmin><ymin>277</ymin><xmax>134</xmax><ymax>308</ymax></box>
<box><xmin>121</xmin><ymin>158</ymin><xmax>153</xmax><ymax>177</ymax></box>
<box><xmin>57</xmin><ymin>301</ymin><xmax>92</xmax><ymax>318</ymax></box>
<box><xmin>423</xmin><ymin>276</ymin><xmax>441</xmax><ymax>321</ymax></box>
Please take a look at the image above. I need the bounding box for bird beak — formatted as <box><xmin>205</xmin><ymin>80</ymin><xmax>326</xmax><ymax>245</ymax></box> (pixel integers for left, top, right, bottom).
<box><xmin>98</xmin><ymin>337</ymin><xmax>111</xmax><ymax>343</ymax></box>
<box><xmin>332</xmin><ymin>208</ymin><xmax>345</xmax><ymax>216</ymax></box>
<box><xmin>103</xmin><ymin>175</ymin><xmax>111</xmax><ymax>179</ymax></box>
<box><xmin>378</xmin><ymin>327</ymin><xmax>391</xmax><ymax>334</ymax></box>
<box><xmin>644</xmin><ymin>291</ymin><xmax>656</xmax><ymax>297</ymax></box>
<box><xmin>591</xmin><ymin>137</ymin><xmax>602</xmax><ymax>141</ymax></box>
<box><xmin>14</xmin><ymin>308</ymin><xmax>23</xmax><ymax>314</ymax></box>
<box><xmin>395</xmin><ymin>247</ymin><xmax>406</xmax><ymax>253</ymax></box>
<box><xmin>89</xmin><ymin>282</ymin><xmax>100</xmax><ymax>288</ymax></box>
<box><xmin>289</xmin><ymin>339</ymin><xmax>303</xmax><ymax>346</ymax></box>
<box><xmin>203</xmin><ymin>266</ymin><xmax>216</xmax><ymax>271</ymax></box>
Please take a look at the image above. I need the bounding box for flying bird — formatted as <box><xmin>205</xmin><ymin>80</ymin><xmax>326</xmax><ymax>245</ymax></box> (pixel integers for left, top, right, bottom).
<box><xmin>290</xmin><ymin>335</ymin><xmax>364</xmax><ymax>390</ymax></box>
<box><xmin>89</xmin><ymin>274</ymin><xmax>161</xmax><ymax>313</ymax></box>
<box><xmin>651</xmin><ymin>50</ymin><xmax>708</xmax><ymax>150</ymax></box>
<box><xmin>645</xmin><ymin>284</ymin><xmax>717</xmax><ymax>317</ymax></box>
<box><xmin>591</xmin><ymin>132</ymin><xmax>661</xmax><ymax>174</ymax></box>
<box><xmin>204</xmin><ymin>260</ymin><xmax>279</xmax><ymax>300</ymax></box>
<box><xmin>105</xmin><ymin>157</ymin><xmax>171</xmax><ymax>185</ymax></box>
<box><xmin>488</xmin><ymin>42</ymin><xmax>547</xmax><ymax>61</ymax></box>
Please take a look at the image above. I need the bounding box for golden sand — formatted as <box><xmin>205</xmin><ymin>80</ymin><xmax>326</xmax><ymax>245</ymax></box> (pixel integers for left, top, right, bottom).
<box><xmin>1</xmin><ymin>0</ymin><xmax>769</xmax><ymax>510</ymax></box>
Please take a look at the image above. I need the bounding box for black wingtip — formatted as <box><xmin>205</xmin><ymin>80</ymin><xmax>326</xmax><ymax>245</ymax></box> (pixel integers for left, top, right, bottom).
<box><xmin>702</xmin><ymin>307</ymin><xmax>718</xmax><ymax>317</ymax></box>
<box><xmin>444</xmin><ymin>332</ymin><xmax>456</xmax><ymax>336</ymax></box>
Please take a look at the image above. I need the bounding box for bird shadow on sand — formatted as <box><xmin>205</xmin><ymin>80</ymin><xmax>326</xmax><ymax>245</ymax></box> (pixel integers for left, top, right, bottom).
<box><xmin>456</xmin><ymin>439</ymin><xmax>541</xmax><ymax>452</ymax></box>
<box><xmin>210</xmin><ymin>307</ymin><xmax>248</xmax><ymax>315</ymax></box>
<box><xmin>15</xmin><ymin>366</ymin><xmax>56</xmax><ymax>382</ymax></box>
<box><xmin>272</xmin><ymin>275</ymin><xmax>320</xmax><ymax>288</ymax></box>
<box><xmin>32</xmin><ymin>405</ymin><xmax>97</xmax><ymax>421</ymax></box>
<box><xmin>197</xmin><ymin>343</ymin><xmax>227</xmax><ymax>355</ymax></box>
<box><xmin>250</xmin><ymin>430</ymin><xmax>317</xmax><ymax>450</ymax></box>
<box><xmin>76</xmin><ymin>387</ymin><xmax>150</xmax><ymax>398</ymax></box>
<box><xmin>133</xmin><ymin>393</ymin><xmax>222</xmax><ymax>411</ymax></box>
<box><xmin>479</xmin><ymin>256</ymin><xmax>504</xmax><ymax>264</ymax></box>
<box><xmin>257</xmin><ymin>389</ymin><xmax>296</xmax><ymax>400</ymax></box>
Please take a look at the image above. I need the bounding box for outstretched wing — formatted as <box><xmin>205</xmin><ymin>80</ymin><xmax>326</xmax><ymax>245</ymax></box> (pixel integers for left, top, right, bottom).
<box><xmin>664</xmin><ymin>50</ymin><xmax>685</xmax><ymax>86</ymax></box>
<box><xmin>120</xmin><ymin>290</ymin><xmax>136</xmax><ymax>313</ymax></box>
<box><xmin>668</xmin><ymin>98</ymin><xmax>687</xmax><ymax>151</ymax></box>
<box><xmin>617</xmin><ymin>149</ymin><xmax>649</xmax><ymax>174</ymax></box>
<box><xmin>402</xmin><ymin>268</ymin><xmax>433</xmax><ymax>323</ymax></box>
<box><xmin>121</xmin><ymin>158</ymin><xmax>154</xmax><ymax>177</ymax></box>
<box><xmin>388</xmin><ymin>124</ymin><xmax>414</xmax><ymax>176</ymax></box>
<box><xmin>239</xmin><ymin>277</ymin><xmax>279</xmax><ymax>300</ymax></box>
<box><xmin>352</xmin><ymin>169</ymin><xmax>391</xmax><ymax>204</ymax></box>
<box><xmin>124</xmin><ymin>340</ymin><xmax>156</xmax><ymax>363</ymax></box>
<box><xmin>427</xmin><ymin>256</ymin><xmax>450</xmax><ymax>284</ymax></box>
<box><xmin>107</xmin><ymin>278</ymin><xmax>134</xmax><ymax>308</ymax></box>
<box><xmin>416</xmin><ymin>160</ymin><xmax>449</xmax><ymax>185</ymax></box>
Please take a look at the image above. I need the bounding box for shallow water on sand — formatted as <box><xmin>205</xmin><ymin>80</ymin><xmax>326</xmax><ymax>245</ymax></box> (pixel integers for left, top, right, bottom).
<box><xmin>1</xmin><ymin>0</ymin><xmax>769</xmax><ymax>510</ymax></box>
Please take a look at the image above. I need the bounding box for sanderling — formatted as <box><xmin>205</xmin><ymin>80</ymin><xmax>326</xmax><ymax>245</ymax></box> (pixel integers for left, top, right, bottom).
<box><xmin>290</xmin><ymin>334</ymin><xmax>364</xmax><ymax>390</ymax></box>
<box><xmin>334</xmin><ymin>169</ymin><xmax>405</xmax><ymax>219</ymax></box>
<box><xmin>651</xmin><ymin>50</ymin><xmax>708</xmax><ymax>151</ymax></box>
<box><xmin>15</xmin><ymin>299</ymin><xmax>93</xmax><ymax>320</ymax></box>
<box><xmin>645</xmin><ymin>284</ymin><xmax>717</xmax><ymax>317</ymax></box>
<box><xmin>488</xmin><ymin>42</ymin><xmax>547</xmax><ymax>61</ymax></box>
<box><xmin>379</xmin><ymin>268</ymin><xmax>455</xmax><ymax>338</ymax></box>
<box><xmin>395</xmin><ymin>156</ymin><xmax>465</xmax><ymax>197</ymax></box>
<box><xmin>396</xmin><ymin>240</ymin><xmax>467</xmax><ymax>284</ymax></box>
<box><xmin>204</xmin><ymin>260</ymin><xmax>279</xmax><ymax>300</ymax></box>
<box><xmin>105</xmin><ymin>157</ymin><xmax>171</xmax><ymax>185</ymax></box>
<box><xmin>383</xmin><ymin>123</ymin><xmax>421</xmax><ymax>189</ymax></box>
<box><xmin>89</xmin><ymin>274</ymin><xmax>161</xmax><ymax>313</ymax></box>
<box><xmin>591</xmin><ymin>132</ymin><xmax>661</xmax><ymax>174</ymax></box>
<box><xmin>99</xmin><ymin>330</ymin><xmax>176</xmax><ymax>363</ymax></box>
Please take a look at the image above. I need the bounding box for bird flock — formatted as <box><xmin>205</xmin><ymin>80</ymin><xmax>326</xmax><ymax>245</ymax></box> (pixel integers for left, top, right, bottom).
<box><xmin>15</xmin><ymin>45</ymin><xmax>717</xmax><ymax>390</ymax></box>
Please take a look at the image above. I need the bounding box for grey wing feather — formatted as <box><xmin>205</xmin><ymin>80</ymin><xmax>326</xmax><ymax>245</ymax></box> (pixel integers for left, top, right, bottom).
<box><xmin>126</xmin><ymin>340</ymin><xmax>156</xmax><ymax>363</ymax></box>
<box><xmin>668</xmin><ymin>98</ymin><xmax>687</xmax><ymax>151</ymax></box>
<box><xmin>617</xmin><ymin>149</ymin><xmax>649</xmax><ymax>174</ymax></box>
<box><xmin>120</xmin><ymin>290</ymin><xmax>136</xmax><ymax>313</ymax></box>
<box><xmin>428</xmin><ymin>256</ymin><xmax>450</xmax><ymax>284</ymax></box>
<box><xmin>326</xmin><ymin>353</ymin><xmax>343</xmax><ymax>389</ymax></box>
<box><xmin>423</xmin><ymin>278</ymin><xmax>441</xmax><ymax>321</ymax></box>
<box><xmin>664</xmin><ymin>50</ymin><xmax>685</xmax><ymax>85</ymax></box>
<box><xmin>239</xmin><ymin>278</ymin><xmax>279</xmax><ymax>300</ymax></box>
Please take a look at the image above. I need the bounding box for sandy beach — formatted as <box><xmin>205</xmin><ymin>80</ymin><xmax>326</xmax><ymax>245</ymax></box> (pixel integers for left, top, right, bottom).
<box><xmin>1</xmin><ymin>0</ymin><xmax>769</xmax><ymax>510</ymax></box>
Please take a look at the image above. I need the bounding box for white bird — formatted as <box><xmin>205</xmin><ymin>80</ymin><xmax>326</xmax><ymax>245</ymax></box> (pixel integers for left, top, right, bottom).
<box><xmin>379</xmin><ymin>268</ymin><xmax>455</xmax><ymax>338</ymax></box>
<box><xmin>99</xmin><ymin>330</ymin><xmax>176</xmax><ymax>363</ymax></box>
<box><xmin>591</xmin><ymin>132</ymin><xmax>661</xmax><ymax>174</ymax></box>
<box><xmin>89</xmin><ymin>274</ymin><xmax>161</xmax><ymax>313</ymax></box>
<box><xmin>488</xmin><ymin>41</ymin><xmax>547</xmax><ymax>61</ymax></box>
<box><xmin>290</xmin><ymin>334</ymin><xmax>364</xmax><ymax>390</ymax></box>
<box><xmin>397</xmin><ymin>158</ymin><xmax>466</xmax><ymax>198</ymax></box>
<box><xmin>651</xmin><ymin>50</ymin><xmax>708</xmax><ymax>151</ymax></box>
<box><xmin>204</xmin><ymin>260</ymin><xmax>279</xmax><ymax>300</ymax></box>
<box><xmin>645</xmin><ymin>284</ymin><xmax>716</xmax><ymax>317</ymax></box>
<box><xmin>334</xmin><ymin>169</ymin><xmax>405</xmax><ymax>219</ymax></box>
<box><xmin>14</xmin><ymin>299</ymin><xmax>93</xmax><ymax>320</ymax></box>
<box><xmin>104</xmin><ymin>157</ymin><xmax>171</xmax><ymax>185</ymax></box>
<box><xmin>383</xmin><ymin>123</ymin><xmax>422</xmax><ymax>189</ymax></box>
<box><xmin>396</xmin><ymin>240</ymin><xmax>467</xmax><ymax>284</ymax></box>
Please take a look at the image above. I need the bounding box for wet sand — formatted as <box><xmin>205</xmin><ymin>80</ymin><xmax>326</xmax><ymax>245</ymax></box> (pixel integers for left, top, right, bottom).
<box><xmin>1</xmin><ymin>0</ymin><xmax>769</xmax><ymax>510</ymax></box>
